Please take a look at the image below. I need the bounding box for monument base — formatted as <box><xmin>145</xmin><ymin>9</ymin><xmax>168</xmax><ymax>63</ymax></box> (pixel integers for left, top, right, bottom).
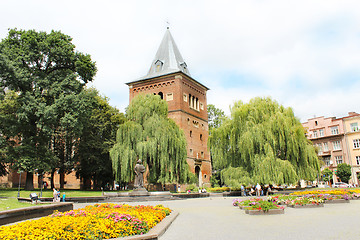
<box><xmin>129</xmin><ymin>188</ymin><xmax>150</xmax><ymax>196</ymax></box>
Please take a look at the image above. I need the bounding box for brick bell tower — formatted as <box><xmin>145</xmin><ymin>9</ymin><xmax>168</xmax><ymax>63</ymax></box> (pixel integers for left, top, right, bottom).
<box><xmin>126</xmin><ymin>28</ymin><xmax>211</xmax><ymax>187</ymax></box>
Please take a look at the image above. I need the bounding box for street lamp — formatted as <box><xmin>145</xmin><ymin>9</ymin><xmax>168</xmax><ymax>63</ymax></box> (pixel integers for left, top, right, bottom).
<box><xmin>40</xmin><ymin>173</ymin><xmax>43</xmax><ymax>198</ymax></box>
<box><xmin>17</xmin><ymin>171</ymin><xmax>22</xmax><ymax>198</ymax></box>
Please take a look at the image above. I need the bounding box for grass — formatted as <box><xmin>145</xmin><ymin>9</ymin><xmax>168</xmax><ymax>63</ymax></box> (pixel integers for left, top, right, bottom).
<box><xmin>0</xmin><ymin>198</ymin><xmax>35</xmax><ymax>211</ymax></box>
<box><xmin>0</xmin><ymin>189</ymin><xmax>105</xmax><ymax>211</ymax></box>
<box><xmin>0</xmin><ymin>189</ymin><xmax>103</xmax><ymax>199</ymax></box>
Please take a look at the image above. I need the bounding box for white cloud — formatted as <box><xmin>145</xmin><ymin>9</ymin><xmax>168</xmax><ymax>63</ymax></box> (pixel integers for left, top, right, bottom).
<box><xmin>1</xmin><ymin>0</ymin><xmax>360</xmax><ymax>121</ymax></box>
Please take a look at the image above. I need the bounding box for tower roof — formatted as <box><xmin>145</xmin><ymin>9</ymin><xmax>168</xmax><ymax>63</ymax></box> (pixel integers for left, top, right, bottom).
<box><xmin>138</xmin><ymin>28</ymin><xmax>191</xmax><ymax>80</ymax></box>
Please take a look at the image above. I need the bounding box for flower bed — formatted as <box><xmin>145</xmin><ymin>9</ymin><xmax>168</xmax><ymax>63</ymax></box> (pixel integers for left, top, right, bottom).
<box><xmin>233</xmin><ymin>198</ymin><xmax>284</xmax><ymax>213</ymax></box>
<box><xmin>290</xmin><ymin>189</ymin><xmax>360</xmax><ymax>196</ymax></box>
<box><xmin>0</xmin><ymin>203</ymin><xmax>171</xmax><ymax>239</ymax></box>
<box><xmin>245</xmin><ymin>208</ymin><xmax>285</xmax><ymax>215</ymax></box>
<box><xmin>286</xmin><ymin>196</ymin><xmax>324</xmax><ymax>207</ymax></box>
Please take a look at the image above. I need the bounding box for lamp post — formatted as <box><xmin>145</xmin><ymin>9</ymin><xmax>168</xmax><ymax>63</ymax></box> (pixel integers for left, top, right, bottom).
<box><xmin>17</xmin><ymin>171</ymin><xmax>22</xmax><ymax>198</ymax></box>
<box><xmin>40</xmin><ymin>174</ymin><xmax>43</xmax><ymax>198</ymax></box>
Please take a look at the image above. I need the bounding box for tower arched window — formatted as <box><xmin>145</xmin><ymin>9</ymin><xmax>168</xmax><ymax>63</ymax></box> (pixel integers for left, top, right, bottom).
<box><xmin>158</xmin><ymin>92</ymin><xmax>163</xmax><ymax>99</ymax></box>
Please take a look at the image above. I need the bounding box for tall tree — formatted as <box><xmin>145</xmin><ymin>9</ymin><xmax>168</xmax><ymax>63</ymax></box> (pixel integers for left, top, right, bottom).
<box><xmin>207</xmin><ymin>104</ymin><xmax>226</xmax><ymax>187</ymax></box>
<box><xmin>75</xmin><ymin>88</ymin><xmax>125</xmax><ymax>190</ymax></box>
<box><xmin>321</xmin><ymin>168</ymin><xmax>333</xmax><ymax>183</ymax></box>
<box><xmin>336</xmin><ymin>163</ymin><xmax>351</xmax><ymax>183</ymax></box>
<box><xmin>0</xmin><ymin>29</ymin><xmax>96</xmax><ymax>189</ymax></box>
<box><xmin>110</xmin><ymin>94</ymin><xmax>193</xmax><ymax>186</ymax></box>
<box><xmin>209</xmin><ymin>97</ymin><xmax>320</xmax><ymax>186</ymax></box>
<box><xmin>207</xmin><ymin>104</ymin><xmax>226</xmax><ymax>132</ymax></box>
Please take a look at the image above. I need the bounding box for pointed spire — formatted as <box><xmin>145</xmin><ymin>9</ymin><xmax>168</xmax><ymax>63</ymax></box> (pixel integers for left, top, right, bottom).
<box><xmin>139</xmin><ymin>29</ymin><xmax>190</xmax><ymax>80</ymax></box>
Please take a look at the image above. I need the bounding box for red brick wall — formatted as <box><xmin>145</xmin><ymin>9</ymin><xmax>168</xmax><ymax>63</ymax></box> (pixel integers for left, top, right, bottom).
<box><xmin>128</xmin><ymin>72</ymin><xmax>212</xmax><ymax>185</ymax></box>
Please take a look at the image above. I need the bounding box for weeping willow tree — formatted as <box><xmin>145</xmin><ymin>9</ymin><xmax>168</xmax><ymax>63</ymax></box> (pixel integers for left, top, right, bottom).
<box><xmin>209</xmin><ymin>97</ymin><xmax>320</xmax><ymax>186</ymax></box>
<box><xmin>110</xmin><ymin>94</ymin><xmax>193</xmax><ymax>185</ymax></box>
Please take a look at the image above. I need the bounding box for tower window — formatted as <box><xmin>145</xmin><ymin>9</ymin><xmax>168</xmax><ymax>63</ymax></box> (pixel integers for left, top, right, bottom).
<box><xmin>200</xmin><ymin>134</ymin><xmax>203</xmax><ymax>141</ymax></box>
<box><xmin>166</xmin><ymin>93</ymin><xmax>173</xmax><ymax>101</ymax></box>
<box><xmin>190</xmin><ymin>149</ymin><xmax>193</xmax><ymax>156</ymax></box>
<box><xmin>158</xmin><ymin>92</ymin><xmax>163</xmax><ymax>99</ymax></box>
<box><xmin>154</xmin><ymin>60</ymin><xmax>163</xmax><ymax>72</ymax></box>
<box><xmin>190</xmin><ymin>130</ymin><xmax>192</xmax><ymax>137</ymax></box>
<box><xmin>201</xmin><ymin>151</ymin><xmax>204</xmax><ymax>158</ymax></box>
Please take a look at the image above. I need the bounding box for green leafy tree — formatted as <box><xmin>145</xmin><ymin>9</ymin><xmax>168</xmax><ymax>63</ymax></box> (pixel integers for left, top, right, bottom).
<box><xmin>207</xmin><ymin>104</ymin><xmax>226</xmax><ymax>187</ymax></box>
<box><xmin>0</xmin><ymin>90</ymin><xmax>20</xmax><ymax>176</ymax></box>
<box><xmin>207</xmin><ymin>104</ymin><xmax>226</xmax><ymax>132</ymax></box>
<box><xmin>110</xmin><ymin>94</ymin><xmax>193</xmax><ymax>186</ymax></box>
<box><xmin>0</xmin><ymin>29</ymin><xmax>96</xmax><ymax>189</ymax></box>
<box><xmin>321</xmin><ymin>168</ymin><xmax>333</xmax><ymax>182</ymax></box>
<box><xmin>209</xmin><ymin>97</ymin><xmax>320</xmax><ymax>186</ymax></box>
<box><xmin>75</xmin><ymin>88</ymin><xmax>125</xmax><ymax>190</ymax></box>
<box><xmin>221</xmin><ymin>166</ymin><xmax>252</xmax><ymax>187</ymax></box>
<box><xmin>336</xmin><ymin>163</ymin><xmax>352</xmax><ymax>183</ymax></box>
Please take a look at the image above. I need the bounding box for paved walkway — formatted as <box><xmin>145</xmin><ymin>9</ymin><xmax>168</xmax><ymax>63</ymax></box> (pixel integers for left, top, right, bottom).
<box><xmin>74</xmin><ymin>196</ymin><xmax>360</xmax><ymax>240</ymax></box>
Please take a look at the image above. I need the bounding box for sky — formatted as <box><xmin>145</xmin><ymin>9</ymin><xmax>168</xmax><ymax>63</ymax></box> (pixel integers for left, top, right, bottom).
<box><xmin>1</xmin><ymin>0</ymin><xmax>360</xmax><ymax>122</ymax></box>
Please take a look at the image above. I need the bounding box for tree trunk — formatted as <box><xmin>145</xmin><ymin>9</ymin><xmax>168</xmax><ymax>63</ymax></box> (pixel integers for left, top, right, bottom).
<box><xmin>50</xmin><ymin>170</ymin><xmax>55</xmax><ymax>189</ymax></box>
<box><xmin>82</xmin><ymin>177</ymin><xmax>91</xmax><ymax>190</ymax></box>
<box><xmin>25</xmin><ymin>172</ymin><xmax>34</xmax><ymax>190</ymax></box>
<box><xmin>59</xmin><ymin>168</ymin><xmax>65</xmax><ymax>189</ymax></box>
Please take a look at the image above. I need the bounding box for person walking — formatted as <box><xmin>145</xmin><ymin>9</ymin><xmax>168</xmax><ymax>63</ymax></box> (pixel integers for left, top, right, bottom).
<box><xmin>241</xmin><ymin>185</ymin><xmax>246</xmax><ymax>196</ymax></box>
<box><xmin>255</xmin><ymin>183</ymin><xmax>261</xmax><ymax>197</ymax></box>
<box><xmin>53</xmin><ymin>188</ymin><xmax>58</xmax><ymax>202</ymax></box>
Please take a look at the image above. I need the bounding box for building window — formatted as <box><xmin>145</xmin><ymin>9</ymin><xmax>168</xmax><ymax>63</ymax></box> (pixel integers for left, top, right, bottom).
<box><xmin>201</xmin><ymin>151</ymin><xmax>204</xmax><ymax>158</ymax></box>
<box><xmin>193</xmin><ymin>120</ymin><xmax>199</xmax><ymax>128</ymax></box>
<box><xmin>166</xmin><ymin>93</ymin><xmax>173</xmax><ymax>101</ymax></box>
<box><xmin>158</xmin><ymin>92</ymin><xmax>163</xmax><ymax>99</ymax></box>
<box><xmin>183</xmin><ymin>93</ymin><xmax>187</xmax><ymax>102</ymax></box>
<box><xmin>187</xmin><ymin>118</ymin><xmax>190</xmax><ymax>125</ymax></box>
<box><xmin>313</xmin><ymin>131</ymin><xmax>318</xmax><ymax>138</ymax></box>
<box><xmin>200</xmin><ymin>134</ymin><xmax>203</xmax><ymax>141</ymax></box>
<box><xmin>316</xmin><ymin>143</ymin><xmax>323</xmax><ymax>154</ymax></box>
<box><xmin>323</xmin><ymin>156</ymin><xmax>331</xmax><ymax>166</ymax></box>
<box><xmin>323</xmin><ymin>142</ymin><xmax>329</xmax><ymax>152</ymax></box>
<box><xmin>154</xmin><ymin>60</ymin><xmax>163</xmax><ymax>72</ymax></box>
<box><xmin>200</xmin><ymin>102</ymin><xmax>204</xmax><ymax>110</ymax></box>
<box><xmin>332</xmin><ymin>141</ymin><xmax>341</xmax><ymax>151</ymax></box>
<box><xmin>315</xmin><ymin>121</ymin><xmax>318</xmax><ymax>126</ymax></box>
<box><xmin>331</xmin><ymin>126</ymin><xmax>339</xmax><ymax>135</ymax></box>
<box><xmin>190</xmin><ymin>130</ymin><xmax>192</xmax><ymax>137</ymax></box>
<box><xmin>353</xmin><ymin>139</ymin><xmax>360</xmax><ymax>149</ymax></box>
<box><xmin>335</xmin><ymin>156</ymin><xmax>343</xmax><ymax>165</ymax></box>
<box><xmin>319</xmin><ymin>129</ymin><xmax>324</xmax><ymax>137</ymax></box>
<box><xmin>356</xmin><ymin>156</ymin><xmax>360</xmax><ymax>165</ymax></box>
<box><xmin>351</xmin><ymin>123</ymin><xmax>359</xmax><ymax>132</ymax></box>
<box><xmin>189</xmin><ymin>149</ymin><xmax>193</xmax><ymax>156</ymax></box>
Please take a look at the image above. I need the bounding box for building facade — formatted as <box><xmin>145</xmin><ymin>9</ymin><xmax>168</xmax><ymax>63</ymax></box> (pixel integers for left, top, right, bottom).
<box><xmin>303</xmin><ymin>112</ymin><xmax>360</xmax><ymax>185</ymax></box>
<box><xmin>126</xmin><ymin>29</ymin><xmax>211</xmax><ymax>186</ymax></box>
<box><xmin>342</xmin><ymin>112</ymin><xmax>360</xmax><ymax>185</ymax></box>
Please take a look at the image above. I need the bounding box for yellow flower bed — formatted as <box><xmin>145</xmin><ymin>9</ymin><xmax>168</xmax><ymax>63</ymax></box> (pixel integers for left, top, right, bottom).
<box><xmin>0</xmin><ymin>203</ymin><xmax>171</xmax><ymax>239</ymax></box>
<box><xmin>290</xmin><ymin>189</ymin><xmax>360</xmax><ymax>196</ymax></box>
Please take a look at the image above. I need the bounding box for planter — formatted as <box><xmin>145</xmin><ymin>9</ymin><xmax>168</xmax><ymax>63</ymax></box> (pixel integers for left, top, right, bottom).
<box><xmin>245</xmin><ymin>208</ymin><xmax>284</xmax><ymax>215</ymax></box>
<box><xmin>288</xmin><ymin>203</ymin><xmax>324</xmax><ymax>208</ymax></box>
<box><xmin>324</xmin><ymin>199</ymin><xmax>350</xmax><ymax>204</ymax></box>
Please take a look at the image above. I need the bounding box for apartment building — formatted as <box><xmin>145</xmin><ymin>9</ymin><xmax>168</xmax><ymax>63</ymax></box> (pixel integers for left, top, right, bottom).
<box><xmin>342</xmin><ymin>112</ymin><xmax>360</xmax><ymax>184</ymax></box>
<box><xmin>303</xmin><ymin>112</ymin><xmax>360</xmax><ymax>185</ymax></box>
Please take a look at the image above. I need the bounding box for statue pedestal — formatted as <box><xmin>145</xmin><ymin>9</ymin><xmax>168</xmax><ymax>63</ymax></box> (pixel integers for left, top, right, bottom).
<box><xmin>129</xmin><ymin>187</ymin><xmax>150</xmax><ymax>196</ymax></box>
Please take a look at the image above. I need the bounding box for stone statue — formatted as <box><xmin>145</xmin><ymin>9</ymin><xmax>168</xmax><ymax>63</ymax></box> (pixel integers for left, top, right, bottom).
<box><xmin>134</xmin><ymin>159</ymin><xmax>146</xmax><ymax>189</ymax></box>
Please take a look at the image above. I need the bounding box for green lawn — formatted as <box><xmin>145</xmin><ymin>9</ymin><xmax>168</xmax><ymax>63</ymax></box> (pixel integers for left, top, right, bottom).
<box><xmin>0</xmin><ymin>188</ymin><xmax>104</xmax><ymax>199</ymax></box>
<box><xmin>0</xmin><ymin>198</ymin><xmax>35</xmax><ymax>211</ymax></box>
<box><xmin>0</xmin><ymin>189</ymin><xmax>104</xmax><ymax>211</ymax></box>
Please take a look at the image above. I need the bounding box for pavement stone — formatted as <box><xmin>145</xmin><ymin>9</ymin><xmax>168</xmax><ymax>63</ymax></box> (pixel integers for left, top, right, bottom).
<box><xmin>74</xmin><ymin>196</ymin><xmax>360</xmax><ymax>240</ymax></box>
